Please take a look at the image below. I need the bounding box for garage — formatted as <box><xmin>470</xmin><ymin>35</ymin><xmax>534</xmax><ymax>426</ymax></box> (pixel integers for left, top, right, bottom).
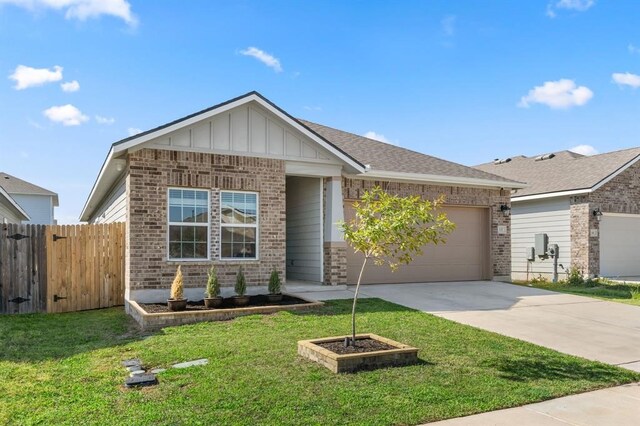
<box><xmin>344</xmin><ymin>203</ymin><xmax>491</xmax><ymax>284</ymax></box>
<box><xmin>599</xmin><ymin>213</ymin><xmax>640</xmax><ymax>277</ymax></box>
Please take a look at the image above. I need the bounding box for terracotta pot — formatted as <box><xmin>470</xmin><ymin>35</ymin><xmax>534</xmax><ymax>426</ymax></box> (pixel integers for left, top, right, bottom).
<box><xmin>267</xmin><ymin>293</ymin><xmax>283</xmax><ymax>303</ymax></box>
<box><xmin>167</xmin><ymin>298</ymin><xmax>188</xmax><ymax>311</ymax></box>
<box><xmin>233</xmin><ymin>295</ymin><xmax>250</xmax><ymax>307</ymax></box>
<box><xmin>204</xmin><ymin>296</ymin><xmax>223</xmax><ymax>309</ymax></box>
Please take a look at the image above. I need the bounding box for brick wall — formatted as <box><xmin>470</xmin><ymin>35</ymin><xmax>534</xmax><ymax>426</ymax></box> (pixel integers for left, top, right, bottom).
<box><xmin>342</xmin><ymin>178</ymin><xmax>511</xmax><ymax>277</ymax></box>
<box><xmin>126</xmin><ymin>149</ymin><xmax>286</xmax><ymax>294</ymax></box>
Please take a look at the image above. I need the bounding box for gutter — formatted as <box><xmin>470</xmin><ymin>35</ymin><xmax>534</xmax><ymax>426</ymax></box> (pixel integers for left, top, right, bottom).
<box><xmin>350</xmin><ymin>170</ymin><xmax>527</xmax><ymax>190</ymax></box>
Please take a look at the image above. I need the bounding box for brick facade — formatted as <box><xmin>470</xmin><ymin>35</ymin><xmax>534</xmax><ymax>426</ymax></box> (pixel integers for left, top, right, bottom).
<box><xmin>342</xmin><ymin>178</ymin><xmax>512</xmax><ymax>278</ymax></box>
<box><xmin>570</xmin><ymin>160</ymin><xmax>640</xmax><ymax>276</ymax></box>
<box><xmin>126</xmin><ymin>149</ymin><xmax>286</xmax><ymax>293</ymax></box>
<box><xmin>323</xmin><ymin>242</ymin><xmax>347</xmax><ymax>285</ymax></box>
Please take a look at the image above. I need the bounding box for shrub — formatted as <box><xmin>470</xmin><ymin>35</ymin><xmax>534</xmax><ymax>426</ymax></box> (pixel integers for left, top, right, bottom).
<box><xmin>531</xmin><ymin>274</ymin><xmax>548</xmax><ymax>285</ymax></box>
<box><xmin>235</xmin><ymin>266</ymin><xmax>247</xmax><ymax>296</ymax></box>
<box><xmin>205</xmin><ymin>265</ymin><xmax>220</xmax><ymax>298</ymax></box>
<box><xmin>268</xmin><ymin>268</ymin><xmax>281</xmax><ymax>294</ymax></box>
<box><xmin>566</xmin><ymin>266</ymin><xmax>585</xmax><ymax>286</ymax></box>
<box><xmin>170</xmin><ymin>266</ymin><xmax>184</xmax><ymax>300</ymax></box>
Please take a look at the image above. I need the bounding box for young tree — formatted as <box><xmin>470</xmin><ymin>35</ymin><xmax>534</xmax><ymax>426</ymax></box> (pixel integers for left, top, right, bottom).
<box><xmin>340</xmin><ymin>186</ymin><xmax>456</xmax><ymax>346</ymax></box>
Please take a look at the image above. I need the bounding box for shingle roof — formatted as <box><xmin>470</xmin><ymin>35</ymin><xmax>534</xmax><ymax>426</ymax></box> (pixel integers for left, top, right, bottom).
<box><xmin>473</xmin><ymin>147</ymin><xmax>640</xmax><ymax>198</ymax></box>
<box><xmin>0</xmin><ymin>172</ymin><xmax>59</xmax><ymax>205</ymax></box>
<box><xmin>298</xmin><ymin>120</ymin><xmax>522</xmax><ymax>185</ymax></box>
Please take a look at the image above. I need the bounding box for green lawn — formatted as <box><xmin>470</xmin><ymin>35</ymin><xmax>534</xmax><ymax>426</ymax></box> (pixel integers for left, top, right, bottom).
<box><xmin>513</xmin><ymin>280</ymin><xmax>640</xmax><ymax>306</ymax></box>
<box><xmin>1</xmin><ymin>299</ymin><xmax>638</xmax><ymax>426</ymax></box>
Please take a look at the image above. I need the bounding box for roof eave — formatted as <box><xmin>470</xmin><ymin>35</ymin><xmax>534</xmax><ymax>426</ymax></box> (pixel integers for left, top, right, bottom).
<box><xmin>0</xmin><ymin>186</ymin><xmax>30</xmax><ymax>221</ymax></box>
<box><xmin>350</xmin><ymin>170</ymin><xmax>528</xmax><ymax>189</ymax></box>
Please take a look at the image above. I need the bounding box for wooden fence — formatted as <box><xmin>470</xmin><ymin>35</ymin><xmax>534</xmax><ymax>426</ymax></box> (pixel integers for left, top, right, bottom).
<box><xmin>0</xmin><ymin>222</ymin><xmax>125</xmax><ymax>314</ymax></box>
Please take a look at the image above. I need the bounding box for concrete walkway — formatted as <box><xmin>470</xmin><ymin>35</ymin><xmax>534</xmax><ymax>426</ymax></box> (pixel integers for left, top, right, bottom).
<box><xmin>292</xmin><ymin>281</ymin><xmax>640</xmax><ymax>425</ymax></box>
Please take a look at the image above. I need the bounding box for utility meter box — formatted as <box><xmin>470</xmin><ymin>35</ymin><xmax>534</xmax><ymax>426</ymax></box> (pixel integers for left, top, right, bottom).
<box><xmin>548</xmin><ymin>244</ymin><xmax>559</xmax><ymax>257</ymax></box>
<box><xmin>526</xmin><ymin>247</ymin><xmax>535</xmax><ymax>261</ymax></box>
<box><xmin>535</xmin><ymin>233</ymin><xmax>548</xmax><ymax>258</ymax></box>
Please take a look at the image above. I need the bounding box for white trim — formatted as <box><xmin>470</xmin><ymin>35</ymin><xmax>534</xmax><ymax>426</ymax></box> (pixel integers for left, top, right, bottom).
<box><xmin>219</xmin><ymin>190</ymin><xmax>259</xmax><ymax>261</ymax></box>
<box><xmin>285</xmin><ymin>161</ymin><xmax>342</xmax><ymax>177</ymax></box>
<box><xmin>512</xmin><ymin>188</ymin><xmax>591</xmax><ymax>202</ymax></box>
<box><xmin>167</xmin><ymin>187</ymin><xmax>211</xmax><ymax>261</ymax></box>
<box><xmin>0</xmin><ymin>186</ymin><xmax>30</xmax><ymax>221</ymax></box>
<box><xmin>318</xmin><ymin>178</ymin><xmax>324</xmax><ymax>284</ymax></box>
<box><xmin>348</xmin><ymin>170</ymin><xmax>527</xmax><ymax>189</ymax></box>
<box><xmin>592</xmin><ymin>154</ymin><xmax>640</xmax><ymax>191</ymax></box>
<box><xmin>602</xmin><ymin>212</ymin><xmax>640</xmax><ymax>218</ymax></box>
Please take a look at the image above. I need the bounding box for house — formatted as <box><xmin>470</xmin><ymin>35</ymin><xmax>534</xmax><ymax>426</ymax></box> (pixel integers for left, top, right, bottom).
<box><xmin>475</xmin><ymin>148</ymin><xmax>640</xmax><ymax>280</ymax></box>
<box><xmin>79</xmin><ymin>91</ymin><xmax>524</xmax><ymax>306</ymax></box>
<box><xmin>0</xmin><ymin>173</ymin><xmax>58</xmax><ymax>225</ymax></box>
<box><xmin>0</xmin><ymin>185</ymin><xmax>30</xmax><ymax>224</ymax></box>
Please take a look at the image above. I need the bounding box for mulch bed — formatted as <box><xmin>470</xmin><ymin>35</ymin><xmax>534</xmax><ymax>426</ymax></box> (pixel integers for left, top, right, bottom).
<box><xmin>141</xmin><ymin>294</ymin><xmax>311</xmax><ymax>313</ymax></box>
<box><xmin>317</xmin><ymin>338</ymin><xmax>396</xmax><ymax>355</ymax></box>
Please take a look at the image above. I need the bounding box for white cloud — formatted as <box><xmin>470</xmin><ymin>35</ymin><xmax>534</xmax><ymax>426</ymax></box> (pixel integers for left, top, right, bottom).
<box><xmin>127</xmin><ymin>127</ymin><xmax>142</xmax><ymax>136</ymax></box>
<box><xmin>239</xmin><ymin>47</ymin><xmax>282</xmax><ymax>72</ymax></box>
<box><xmin>612</xmin><ymin>72</ymin><xmax>640</xmax><ymax>88</ymax></box>
<box><xmin>60</xmin><ymin>80</ymin><xmax>79</xmax><ymax>92</ymax></box>
<box><xmin>518</xmin><ymin>79</ymin><xmax>593</xmax><ymax>109</ymax></box>
<box><xmin>441</xmin><ymin>15</ymin><xmax>456</xmax><ymax>36</ymax></box>
<box><xmin>0</xmin><ymin>0</ymin><xmax>138</xmax><ymax>26</ymax></box>
<box><xmin>9</xmin><ymin>64</ymin><xmax>63</xmax><ymax>89</ymax></box>
<box><xmin>547</xmin><ymin>0</ymin><xmax>594</xmax><ymax>17</ymax></box>
<box><xmin>95</xmin><ymin>115</ymin><xmax>115</xmax><ymax>124</ymax></box>
<box><xmin>569</xmin><ymin>144</ymin><xmax>598</xmax><ymax>156</ymax></box>
<box><xmin>43</xmin><ymin>104</ymin><xmax>89</xmax><ymax>126</ymax></box>
<box><xmin>363</xmin><ymin>131</ymin><xmax>398</xmax><ymax>145</ymax></box>
<box><xmin>628</xmin><ymin>44</ymin><xmax>640</xmax><ymax>55</ymax></box>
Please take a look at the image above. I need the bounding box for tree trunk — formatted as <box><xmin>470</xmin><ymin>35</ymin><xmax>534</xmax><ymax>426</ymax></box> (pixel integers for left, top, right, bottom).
<box><xmin>350</xmin><ymin>256</ymin><xmax>368</xmax><ymax>346</ymax></box>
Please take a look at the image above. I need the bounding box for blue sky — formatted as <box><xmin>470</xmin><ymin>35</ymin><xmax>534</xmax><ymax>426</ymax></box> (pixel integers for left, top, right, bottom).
<box><xmin>1</xmin><ymin>0</ymin><xmax>640</xmax><ymax>223</ymax></box>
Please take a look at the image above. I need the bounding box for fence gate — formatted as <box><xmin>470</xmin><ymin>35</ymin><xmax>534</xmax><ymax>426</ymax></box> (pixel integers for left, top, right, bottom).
<box><xmin>0</xmin><ymin>224</ymin><xmax>47</xmax><ymax>314</ymax></box>
<box><xmin>46</xmin><ymin>223</ymin><xmax>125</xmax><ymax>313</ymax></box>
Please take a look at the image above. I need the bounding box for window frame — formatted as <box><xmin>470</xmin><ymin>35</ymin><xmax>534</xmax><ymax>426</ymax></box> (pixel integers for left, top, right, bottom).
<box><xmin>167</xmin><ymin>187</ymin><xmax>211</xmax><ymax>262</ymax></box>
<box><xmin>219</xmin><ymin>190</ymin><xmax>259</xmax><ymax>261</ymax></box>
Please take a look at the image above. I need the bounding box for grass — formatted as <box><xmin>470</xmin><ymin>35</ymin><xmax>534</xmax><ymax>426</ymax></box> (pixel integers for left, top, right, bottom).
<box><xmin>1</xmin><ymin>299</ymin><xmax>638</xmax><ymax>426</ymax></box>
<box><xmin>514</xmin><ymin>278</ymin><xmax>640</xmax><ymax>306</ymax></box>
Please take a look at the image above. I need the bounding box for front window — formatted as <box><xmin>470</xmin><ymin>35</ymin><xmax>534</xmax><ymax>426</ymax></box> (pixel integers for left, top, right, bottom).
<box><xmin>168</xmin><ymin>188</ymin><xmax>209</xmax><ymax>260</ymax></box>
<box><xmin>220</xmin><ymin>191</ymin><xmax>258</xmax><ymax>259</ymax></box>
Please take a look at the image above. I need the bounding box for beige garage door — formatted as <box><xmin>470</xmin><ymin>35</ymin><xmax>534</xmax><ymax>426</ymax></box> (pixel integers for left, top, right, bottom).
<box><xmin>345</xmin><ymin>204</ymin><xmax>490</xmax><ymax>284</ymax></box>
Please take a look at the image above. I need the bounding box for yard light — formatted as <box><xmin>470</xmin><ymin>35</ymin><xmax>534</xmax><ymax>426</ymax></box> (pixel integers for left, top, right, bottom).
<box><xmin>500</xmin><ymin>204</ymin><xmax>511</xmax><ymax>217</ymax></box>
<box><xmin>592</xmin><ymin>208</ymin><xmax>603</xmax><ymax>222</ymax></box>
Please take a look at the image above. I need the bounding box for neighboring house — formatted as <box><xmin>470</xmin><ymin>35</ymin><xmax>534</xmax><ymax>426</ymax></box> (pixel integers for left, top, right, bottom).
<box><xmin>0</xmin><ymin>173</ymin><xmax>58</xmax><ymax>225</ymax></box>
<box><xmin>475</xmin><ymin>148</ymin><xmax>640</xmax><ymax>280</ymax></box>
<box><xmin>0</xmin><ymin>185</ymin><xmax>30</xmax><ymax>224</ymax></box>
<box><xmin>80</xmin><ymin>91</ymin><xmax>524</xmax><ymax>306</ymax></box>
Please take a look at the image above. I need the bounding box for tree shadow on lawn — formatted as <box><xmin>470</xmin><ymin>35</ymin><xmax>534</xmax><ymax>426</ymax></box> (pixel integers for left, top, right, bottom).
<box><xmin>485</xmin><ymin>357</ymin><xmax>635</xmax><ymax>383</ymax></box>
<box><xmin>293</xmin><ymin>297</ymin><xmax>417</xmax><ymax>317</ymax></box>
<box><xmin>0</xmin><ymin>307</ymin><xmax>158</xmax><ymax>363</ymax></box>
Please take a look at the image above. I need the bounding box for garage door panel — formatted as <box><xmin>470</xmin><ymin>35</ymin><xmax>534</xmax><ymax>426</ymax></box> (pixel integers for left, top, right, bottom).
<box><xmin>600</xmin><ymin>214</ymin><xmax>640</xmax><ymax>277</ymax></box>
<box><xmin>345</xmin><ymin>204</ymin><xmax>490</xmax><ymax>284</ymax></box>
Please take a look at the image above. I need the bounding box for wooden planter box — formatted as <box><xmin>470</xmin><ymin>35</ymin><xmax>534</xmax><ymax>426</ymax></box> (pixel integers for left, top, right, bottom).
<box><xmin>298</xmin><ymin>334</ymin><xmax>419</xmax><ymax>373</ymax></box>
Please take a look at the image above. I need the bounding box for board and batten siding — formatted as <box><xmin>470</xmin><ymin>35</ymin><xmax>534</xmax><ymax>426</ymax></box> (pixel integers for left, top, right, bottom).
<box><xmin>285</xmin><ymin>176</ymin><xmax>322</xmax><ymax>282</ymax></box>
<box><xmin>511</xmin><ymin>197</ymin><xmax>571</xmax><ymax>281</ymax></box>
<box><xmin>10</xmin><ymin>194</ymin><xmax>55</xmax><ymax>225</ymax></box>
<box><xmin>89</xmin><ymin>177</ymin><xmax>126</xmax><ymax>224</ymax></box>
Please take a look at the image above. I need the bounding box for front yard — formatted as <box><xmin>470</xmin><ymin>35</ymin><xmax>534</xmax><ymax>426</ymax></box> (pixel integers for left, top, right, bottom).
<box><xmin>1</xmin><ymin>299</ymin><xmax>638</xmax><ymax>425</ymax></box>
<box><xmin>514</xmin><ymin>279</ymin><xmax>640</xmax><ymax>306</ymax></box>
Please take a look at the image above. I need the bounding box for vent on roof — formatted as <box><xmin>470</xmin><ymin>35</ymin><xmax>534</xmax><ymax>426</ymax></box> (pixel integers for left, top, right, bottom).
<box><xmin>534</xmin><ymin>153</ymin><xmax>556</xmax><ymax>161</ymax></box>
<box><xmin>493</xmin><ymin>158</ymin><xmax>512</xmax><ymax>165</ymax></box>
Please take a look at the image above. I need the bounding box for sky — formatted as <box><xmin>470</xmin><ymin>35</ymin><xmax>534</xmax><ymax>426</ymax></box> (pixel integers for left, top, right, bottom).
<box><xmin>1</xmin><ymin>0</ymin><xmax>640</xmax><ymax>224</ymax></box>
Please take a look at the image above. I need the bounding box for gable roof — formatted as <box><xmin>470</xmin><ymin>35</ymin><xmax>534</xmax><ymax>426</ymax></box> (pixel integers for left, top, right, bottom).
<box><xmin>299</xmin><ymin>120</ymin><xmax>523</xmax><ymax>186</ymax></box>
<box><xmin>474</xmin><ymin>147</ymin><xmax>640</xmax><ymax>200</ymax></box>
<box><xmin>0</xmin><ymin>185</ymin><xmax>30</xmax><ymax>221</ymax></box>
<box><xmin>80</xmin><ymin>91</ymin><xmax>525</xmax><ymax>221</ymax></box>
<box><xmin>0</xmin><ymin>172</ymin><xmax>59</xmax><ymax>206</ymax></box>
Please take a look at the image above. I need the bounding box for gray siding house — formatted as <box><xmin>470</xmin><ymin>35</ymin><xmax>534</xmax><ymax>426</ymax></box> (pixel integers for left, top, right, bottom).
<box><xmin>0</xmin><ymin>185</ymin><xmax>29</xmax><ymax>224</ymax></box>
<box><xmin>80</xmin><ymin>92</ymin><xmax>524</xmax><ymax>306</ymax></box>
<box><xmin>475</xmin><ymin>148</ymin><xmax>640</xmax><ymax>280</ymax></box>
<box><xmin>0</xmin><ymin>173</ymin><xmax>58</xmax><ymax>225</ymax></box>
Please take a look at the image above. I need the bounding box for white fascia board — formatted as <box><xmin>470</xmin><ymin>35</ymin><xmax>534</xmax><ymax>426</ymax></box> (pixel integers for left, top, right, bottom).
<box><xmin>351</xmin><ymin>170</ymin><xmax>527</xmax><ymax>190</ymax></box>
<box><xmin>0</xmin><ymin>186</ymin><xmax>30</xmax><ymax>220</ymax></box>
<box><xmin>285</xmin><ymin>161</ymin><xmax>342</xmax><ymax>177</ymax></box>
<box><xmin>591</xmin><ymin>154</ymin><xmax>640</xmax><ymax>192</ymax></box>
<box><xmin>113</xmin><ymin>93</ymin><xmax>364</xmax><ymax>174</ymax></box>
<box><xmin>512</xmin><ymin>188</ymin><xmax>591</xmax><ymax>203</ymax></box>
<box><xmin>80</xmin><ymin>148</ymin><xmax>125</xmax><ymax>222</ymax></box>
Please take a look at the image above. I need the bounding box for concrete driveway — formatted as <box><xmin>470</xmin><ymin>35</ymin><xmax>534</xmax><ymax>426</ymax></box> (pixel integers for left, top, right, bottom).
<box><xmin>300</xmin><ymin>281</ymin><xmax>640</xmax><ymax>371</ymax></box>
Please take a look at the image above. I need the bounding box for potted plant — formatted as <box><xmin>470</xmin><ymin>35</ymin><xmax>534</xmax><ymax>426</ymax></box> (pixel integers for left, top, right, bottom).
<box><xmin>204</xmin><ymin>265</ymin><xmax>223</xmax><ymax>308</ymax></box>
<box><xmin>167</xmin><ymin>265</ymin><xmax>188</xmax><ymax>311</ymax></box>
<box><xmin>233</xmin><ymin>266</ymin><xmax>250</xmax><ymax>306</ymax></box>
<box><xmin>267</xmin><ymin>268</ymin><xmax>282</xmax><ymax>303</ymax></box>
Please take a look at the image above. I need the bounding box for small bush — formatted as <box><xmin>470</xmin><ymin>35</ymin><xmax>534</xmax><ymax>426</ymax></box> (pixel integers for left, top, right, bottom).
<box><xmin>170</xmin><ymin>266</ymin><xmax>184</xmax><ymax>300</ymax></box>
<box><xmin>205</xmin><ymin>265</ymin><xmax>220</xmax><ymax>298</ymax></box>
<box><xmin>531</xmin><ymin>274</ymin><xmax>548</xmax><ymax>285</ymax></box>
<box><xmin>631</xmin><ymin>286</ymin><xmax>640</xmax><ymax>300</ymax></box>
<box><xmin>235</xmin><ymin>266</ymin><xmax>247</xmax><ymax>296</ymax></box>
<box><xmin>268</xmin><ymin>268</ymin><xmax>281</xmax><ymax>294</ymax></box>
<box><xmin>566</xmin><ymin>266</ymin><xmax>585</xmax><ymax>286</ymax></box>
